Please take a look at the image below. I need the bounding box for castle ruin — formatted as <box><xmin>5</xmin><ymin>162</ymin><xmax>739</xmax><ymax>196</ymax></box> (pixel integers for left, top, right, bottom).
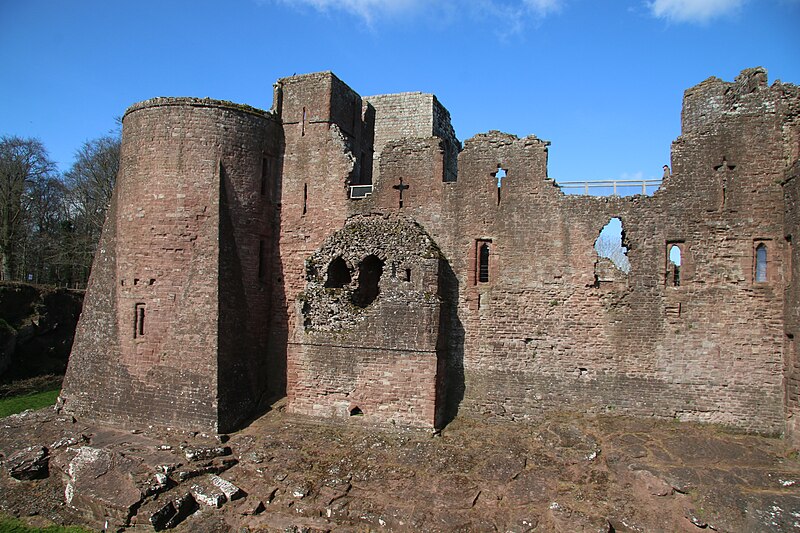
<box><xmin>60</xmin><ymin>68</ymin><xmax>800</xmax><ymax>444</ymax></box>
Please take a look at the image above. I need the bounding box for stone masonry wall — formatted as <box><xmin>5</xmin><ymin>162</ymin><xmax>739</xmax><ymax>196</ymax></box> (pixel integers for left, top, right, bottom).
<box><xmin>784</xmin><ymin>161</ymin><xmax>800</xmax><ymax>444</ymax></box>
<box><xmin>292</xmin><ymin>214</ymin><xmax>447</xmax><ymax>428</ymax></box>
<box><xmin>63</xmin><ymin>99</ymin><xmax>276</xmax><ymax>432</ymax></box>
<box><xmin>64</xmin><ymin>67</ymin><xmax>800</xmax><ymax>438</ymax></box>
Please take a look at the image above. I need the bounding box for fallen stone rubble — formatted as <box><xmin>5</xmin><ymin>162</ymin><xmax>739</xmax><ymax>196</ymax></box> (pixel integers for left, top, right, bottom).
<box><xmin>1</xmin><ymin>405</ymin><xmax>799</xmax><ymax>532</ymax></box>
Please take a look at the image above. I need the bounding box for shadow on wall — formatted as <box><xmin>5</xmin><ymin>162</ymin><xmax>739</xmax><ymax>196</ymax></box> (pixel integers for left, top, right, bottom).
<box><xmin>436</xmin><ymin>258</ymin><xmax>465</xmax><ymax>429</ymax></box>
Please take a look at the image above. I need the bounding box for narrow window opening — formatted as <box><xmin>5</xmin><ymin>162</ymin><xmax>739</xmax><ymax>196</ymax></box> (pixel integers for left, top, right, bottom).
<box><xmin>260</xmin><ymin>158</ymin><xmax>269</xmax><ymax>196</ymax></box>
<box><xmin>148</xmin><ymin>278</ymin><xmax>155</xmax><ymax>286</ymax></box>
<box><xmin>493</xmin><ymin>166</ymin><xmax>507</xmax><ymax>205</ymax></box>
<box><xmin>349</xmin><ymin>406</ymin><xmax>363</xmax><ymax>416</ymax></box>
<box><xmin>594</xmin><ymin>218</ymin><xmax>630</xmax><ymax>273</ymax></box>
<box><xmin>405</xmin><ymin>268</ymin><xmax>412</xmax><ymax>282</ymax></box>
<box><xmin>352</xmin><ymin>255</ymin><xmax>384</xmax><ymax>308</ymax></box>
<box><xmin>668</xmin><ymin>245</ymin><xmax>682</xmax><ymax>287</ymax></box>
<box><xmin>478</xmin><ymin>243</ymin><xmax>490</xmax><ymax>283</ymax></box>
<box><xmin>120</xmin><ymin>280</ymin><xmax>125</xmax><ymax>286</ymax></box>
<box><xmin>303</xmin><ymin>183</ymin><xmax>308</xmax><ymax>215</ymax></box>
<box><xmin>391</xmin><ymin>262</ymin><xmax>397</xmax><ymax>278</ymax></box>
<box><xmin>133</xmin><ymin>278</ymin><xmax>140</xmax><ymax>286</ymax></box>
<box><xmin>755</xmin><ymin>242</ymin><xmax>768</xmax><ymax>282</ymax></box>
<box><xmin>301</xmin><ymin>107</ymin><xmax>306</xmax><ymax>136</ymax></box>
<box><xmin>134</xmin><ymin>303</ymin><xmax>146</xmax><ymax>338</ymax></box>
<box><xmin>325</xmin><ymin>256</ymin><xmax>351</xmax><ymax>288</ymax></box>
<box><xmin>258</xmin><ymin>239</ymin><xmax>266</xmax><ymax>282</ymax></box>
<box><xmin>786</xmin><ymin>235</ymin><xmax>793</xmax><ymax>284</ymax></box>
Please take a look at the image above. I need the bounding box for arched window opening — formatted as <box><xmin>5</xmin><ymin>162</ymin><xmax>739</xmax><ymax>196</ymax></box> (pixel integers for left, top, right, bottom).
<box><xmin>755</xmin><ymin>243</ymin><xmax>768</xmax><ymax>282</ymax></box>
<box><xmin>594</xmin><ymin>218</ymin><xmax>630</xmax><ymax>273</ymax></box>
<box><xmin>668</xmin><ymin>245</ymin><xmax>682</xmax><ymax>287</ymax></box>
<box><xmin>352</xmin><ymin>255</ymin><xmax>384</xmax><ymax>308</ymax></box>
<box><xmin>478</xmin><ymin>243</ymin><xmax>490</xmax><ymax>283</ymax></box>
<box><xmin>325</xmin><ymin>256</ymin><xmax>351</xmax><ymax>288</ymax></box>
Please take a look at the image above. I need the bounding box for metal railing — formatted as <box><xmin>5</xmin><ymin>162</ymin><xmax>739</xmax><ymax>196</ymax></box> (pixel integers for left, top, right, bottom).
<box><xmin>349</xmin><ymin>184</ymin><xmax>373</xmax><ymax>199</ymax></box>
<box><xmin>557</xmin><ymin>179</ymin><xmax>662</xmax><ymax>196</ymax></box>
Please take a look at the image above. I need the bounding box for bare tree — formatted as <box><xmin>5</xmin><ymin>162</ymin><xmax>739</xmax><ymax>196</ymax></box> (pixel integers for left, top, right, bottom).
<box><xmin>63</xmin><ymin>135</ymin><xmax>120</xmax><ymax>281</ymax></box>
<box><xmin>0</xmin><ymin>136</ymin><xmax>56</xmax><ymax>280</ymax></box>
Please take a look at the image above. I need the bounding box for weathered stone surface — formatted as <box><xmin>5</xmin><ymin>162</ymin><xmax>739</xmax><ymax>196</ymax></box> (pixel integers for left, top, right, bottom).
<box><xmin>59</xmin><ymin>67</ymin><xmax>799</xmax><ymax>443</ymax></box>
<box><xmin>5</xmin><ymin>445</ymin><xmax>49</xmax><ymax>480</ymax></box>
<box><xmin>184</xmin><ymin>445</ymin><xmax>231</xmax><ymax>462</ymax></box>
<box><xmin>60</xmin><ymin>446</ymin><xmax>143</xmax><ymax>527</ymax></box>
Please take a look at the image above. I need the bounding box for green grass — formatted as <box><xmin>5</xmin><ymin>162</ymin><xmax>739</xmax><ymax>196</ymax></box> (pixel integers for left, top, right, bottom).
<box><xmin>0</xmin><ymin>387</ymin><xmax>60</xmax><ymax>418</ymax></box>
<box><xmin>0</xmin><ymin>514</ymin><xmax>90</xmax><ymax>533</ymax></box>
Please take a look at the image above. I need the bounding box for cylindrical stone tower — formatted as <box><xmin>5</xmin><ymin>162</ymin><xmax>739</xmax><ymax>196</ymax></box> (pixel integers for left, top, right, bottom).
<box><xmin>62</xmin><ymin>98</ymin><xmax>281</xmax><ymax>432</ymax></box>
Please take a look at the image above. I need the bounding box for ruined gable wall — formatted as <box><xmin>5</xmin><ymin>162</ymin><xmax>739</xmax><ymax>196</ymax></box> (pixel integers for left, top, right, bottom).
<box><xmin>428</xmin><ymin>69</ymin><xmax>795</xmax><ymax>433</ymax></box>
<box><xmin>291</xmin><ymin>214</ymin><xmax>445</xmax><ymax>428</ymax></box>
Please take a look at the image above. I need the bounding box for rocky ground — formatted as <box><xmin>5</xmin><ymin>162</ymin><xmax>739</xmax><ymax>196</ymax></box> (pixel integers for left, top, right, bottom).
<box><xmin>1</xmin><ymin>402</ymin><xmax>799</xmax><ymax>532</ymax></box>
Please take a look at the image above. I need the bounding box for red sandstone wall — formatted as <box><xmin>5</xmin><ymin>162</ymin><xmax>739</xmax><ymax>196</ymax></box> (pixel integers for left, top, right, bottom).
<box><xmin>784</xmin><ymin>162</ymin><xmax>800</xmax><ymax>444</ymax></box>
<box><xmin>63</xmin><ymin>99</ymin><xmax>276</xmax><ymax>432</ymax></box>
<box><xmin>273</xmin><ymin>73</ymin><xmax>374</xmax><ymax>404</ymax></box>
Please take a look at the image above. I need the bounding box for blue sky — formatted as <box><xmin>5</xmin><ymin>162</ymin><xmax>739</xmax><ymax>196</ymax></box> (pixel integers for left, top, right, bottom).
<box><xmin>1</xmin><ymin>0</ymin><xmax>798</xmax><ymax>183</ymax></box>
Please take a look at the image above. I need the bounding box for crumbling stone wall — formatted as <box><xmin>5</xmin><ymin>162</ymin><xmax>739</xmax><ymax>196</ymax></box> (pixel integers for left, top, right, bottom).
<box><xmin>291</xmin><ymin>213</ymin><xmax>451</xmax><ymax>428</ymax></box>
<box><xmin>62</xmin><ymin>67</ymin><xmax>800</xmax><ymax>440</ymax></box>
<box><xmin>784</xmin><ymin>161</ymin><xmax>800</xmax><ymax>444</ymax></box>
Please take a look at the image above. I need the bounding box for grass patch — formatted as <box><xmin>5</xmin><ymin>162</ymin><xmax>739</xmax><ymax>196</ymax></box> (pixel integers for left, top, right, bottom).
<box><xmin>0</xmin><ymin>514</ymin><xmax>90</xmax><ymax>533</ymax></box>
<box><xmin>0</xmin><ymin>387</ymin><xmax>60</xmax><ymax>418</ymax></box>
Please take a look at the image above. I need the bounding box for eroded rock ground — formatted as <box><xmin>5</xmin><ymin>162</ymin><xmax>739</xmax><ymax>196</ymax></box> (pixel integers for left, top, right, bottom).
<box><xmin>1</xmin><ymin>403</ymin><xmax>799</xmax><ymax>532</ymax></box>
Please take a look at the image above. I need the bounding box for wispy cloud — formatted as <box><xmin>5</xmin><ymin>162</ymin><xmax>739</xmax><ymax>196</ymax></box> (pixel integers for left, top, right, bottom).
<box><xmin>647</xmin><ymin>0</ymin><xmax>746</xmax><ymax>23</ymax></box>
<box><xmin>274</xmin><ymin>0</ymin><xmax>425</xmax><ymax>25</ymax></box>
<box><xmin>275</xmin><ymin>0</ymin><xmax>564</xmax><ymax>28</ymax></box>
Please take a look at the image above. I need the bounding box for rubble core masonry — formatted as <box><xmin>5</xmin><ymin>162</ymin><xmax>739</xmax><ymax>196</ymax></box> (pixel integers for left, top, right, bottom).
<box><xmin>60</xmin><ymin>68</ymin><xmax>800</xmax><ymax>443</ymax></box>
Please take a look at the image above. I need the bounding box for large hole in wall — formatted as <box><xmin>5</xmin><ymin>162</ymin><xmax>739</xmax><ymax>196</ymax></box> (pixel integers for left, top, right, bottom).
<box><xmin>325</xmin><ymin>256</ymin><xmax>351</xmax><ymax>288</ymax></box>
<box><xmin>352</xmin><ymin>255</ymin><xmax>384</xmax><ymax>308</ymax></box>
<box><xmin>595</xmin><ymin>218</ymin><xmax>630</xmax><ymax>273</ymax></box>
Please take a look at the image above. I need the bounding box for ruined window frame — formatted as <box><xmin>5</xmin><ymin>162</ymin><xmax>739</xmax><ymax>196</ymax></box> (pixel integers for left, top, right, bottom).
<box><xmin>134</xmin><ymin>303</ymin><xmax>146</xmax><ymax>339</ymax></box>
<box><xmin>476</xmin><ymin>239</ymin><xmax>492</xmax><ymax>284</ymax></box>
<box><xmin>665</xmin><ymin>241</ymin><xmax>684</xmax><ymax>287</ymax></box>
<box><xmin>754</xmin><ymin>241</ymin><xmax>769</xmax><ymax>283</ymax></box>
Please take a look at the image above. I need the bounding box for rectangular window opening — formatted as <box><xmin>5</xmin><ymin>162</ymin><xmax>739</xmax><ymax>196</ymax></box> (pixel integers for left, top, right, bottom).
<box><xmin>261</xmin><ymin>158</ymin><xmax>269</xmax><ymax>196</ymax></box>
<box><xmin>134</xmin><ymin>303</ymin><xmax>146</xmax><ymax>338</ymax></box>
<box><xmin>258</xmin><ymin>239</ymin><xmax>267</xmax><ymax>282</ymax></box>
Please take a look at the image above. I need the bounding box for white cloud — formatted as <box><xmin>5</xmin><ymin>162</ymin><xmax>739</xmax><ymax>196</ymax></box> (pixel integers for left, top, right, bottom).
<box><xmin>276</xmin><ymin>0</ymin><xmax>564</xmax><ymax>27</ymax></box>
<box><xmin>648</xmin><ymin>0</ymin><xmax>746</xmax><ymax>23</ymax></box>
<box><xmin>277</xmin><ymin>0</ymin><xmax>424</xmax><ymax>25</ymax></box>
<box><xmin>523</xmin><ymin>0</ymin><xmax>564</xmax><ymax>17</ymax></box>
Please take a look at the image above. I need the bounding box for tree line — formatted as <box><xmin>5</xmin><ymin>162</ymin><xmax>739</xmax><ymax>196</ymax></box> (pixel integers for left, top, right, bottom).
<box><xmin>0</xmin><ymin>132</ymin><xmax>120</xmax><ymax>288</ymax></box>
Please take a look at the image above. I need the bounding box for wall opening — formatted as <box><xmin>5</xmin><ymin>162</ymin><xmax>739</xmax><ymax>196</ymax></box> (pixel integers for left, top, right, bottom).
<box><xmin>755</xmin><ymin>242</ymin><xmax>768</xmax><ymax>282</ymax></box>
<box><xmin>667</xmin><ymin>243</ymin><xmax>682</xmax><ymax>287</ymax></box>
<box><xmin>303</xmin><ymin>183</ymin><xmax>308</xmax><ymax>215</ymax></box>
<box><xmin>260</xmin><ymin>158</ymin><xmax>268</xmax><ymax>196</ymax></box>
<box><xmin>786</xmin><ymin>235</ymin><xmax>793</xmax><ymax>284</ymax></box>
<box><xmin>301</xmin><ymin>107</ymin><xmax>306</xmax><ymax>136</ymax></box>
<box><xmin>349</xmin><ymin>406</ymin><xmax>363</xmax><ymax>416</ymax></box>
<box><xmin>493</xmin><ymin>166</ymin><xmax>507</xmax><ymax>205</ymax></box>
<box><xmin>405</xmin><ymin>268</ymin><xmax>412</xmax><ymax>282</ymax></box>
<box><xmin>352</xmin><ymin>255</ymin><xmax>384</xmax><ymax>308</ymax></box>
<box><xmin>258</xmin><ymin>239</ymin><xmax>267</xmax><ymax>282</ymax></box>
<box><xmin>134</xmin><ymin>303</ymin><xmax>146</xmax><ymax>339</ymax></box>
<box><xmin>595</xmin><ymin>218</ymin><xmax>630</xmax><ymax>273</ymax></box>
<box><xmin>325</xmin><ymin>256</ymin><xmax>351</xmax><ymax>288</ymax></box>
<box><xmin>478</xmin><ymin>242</ymin><xmax>490</xmax><ymax>283</ymax></box>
